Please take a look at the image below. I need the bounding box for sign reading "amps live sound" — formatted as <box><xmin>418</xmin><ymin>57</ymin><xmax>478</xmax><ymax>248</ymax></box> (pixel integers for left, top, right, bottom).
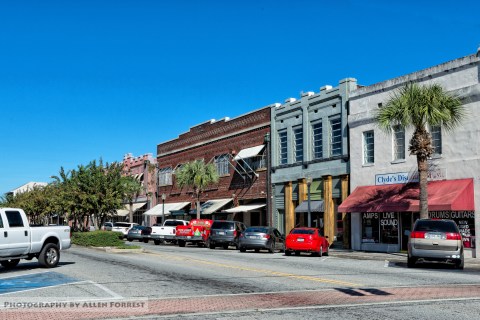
<box><xmin>429</xmin><ymin>211</ymin><xmax>475</xmax><ymax>248</ymax></box>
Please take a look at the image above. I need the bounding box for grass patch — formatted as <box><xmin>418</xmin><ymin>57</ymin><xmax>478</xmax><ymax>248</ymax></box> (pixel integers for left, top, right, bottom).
<box><xmin>72</xmin><ymin>231</ymin><xmax>141</xmax><ymax>249</ymax></box>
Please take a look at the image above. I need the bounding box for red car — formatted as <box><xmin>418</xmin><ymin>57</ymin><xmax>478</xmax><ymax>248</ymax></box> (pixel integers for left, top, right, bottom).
<box><xmin>285</xmin><ymin>227</ymin><xmax>330</xmax><ymax>256</ymax></box>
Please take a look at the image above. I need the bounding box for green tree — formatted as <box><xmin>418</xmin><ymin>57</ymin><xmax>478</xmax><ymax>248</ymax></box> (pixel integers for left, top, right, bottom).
<box><xmin>375</xmin><ymin>82</ymin><xmax>465</xmax><ymax>219</ymax></box>
<box><xmin>175</xmin><ymin>160</ymin><xmax>219</xmax><ymax>219</ymax></box>
<box><xmin>121</xmin><ymin>176</ymin><xmax>143</xmax><ymax>223</ymax></box>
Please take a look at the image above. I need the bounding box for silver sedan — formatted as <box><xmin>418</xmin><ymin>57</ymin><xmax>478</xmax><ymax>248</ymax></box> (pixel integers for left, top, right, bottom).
<box><xmin>238</xmin><ymin>227</ymin><xmax>285</xmax><ymax>253</ymax></box>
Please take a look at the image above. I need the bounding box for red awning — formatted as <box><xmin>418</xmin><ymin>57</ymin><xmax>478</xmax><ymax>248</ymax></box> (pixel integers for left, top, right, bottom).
<box><xmin>338</xmin><ymin>178</ymin><xmax>474</xmax><ymax>213</ymax></box>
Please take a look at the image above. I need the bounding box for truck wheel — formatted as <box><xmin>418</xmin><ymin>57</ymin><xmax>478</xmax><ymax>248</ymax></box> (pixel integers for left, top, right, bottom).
<box><xmin>209</xmin><ymin>243</ymin><xmax>215</xmax><ymax>249</ymax></box>
<box><xmin>178</xmin><ymin>240</ymin><xmax>186</xmax><ymax>247</ymax></box>
<box><xmin>240</xmin><ymin>247</ymin><xmax>246</xmax><ymax>252</ymax></box>
<box><xmin>285</xmin><ymin>250</ymin><xmax>291</xmax><ymax>256</ymax></box>
<box><xmin>1</xmin><ymin>259</ymin><xmax>20</xmax><ymax>269</ymax></box>
<box><xmin>38</xmin><ymin>243</ymin><xmax>60</xmax><ymax>268</ymax></box>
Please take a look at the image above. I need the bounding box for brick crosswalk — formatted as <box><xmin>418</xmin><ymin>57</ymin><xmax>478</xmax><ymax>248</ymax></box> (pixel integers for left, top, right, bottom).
<box><xmin>2</xmin><ymin>285</ymin><xmax>480</xmax><ymax>320</ymax></box>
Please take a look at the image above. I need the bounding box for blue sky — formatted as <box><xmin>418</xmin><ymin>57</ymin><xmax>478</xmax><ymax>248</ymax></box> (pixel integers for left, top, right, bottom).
<box><xmin>1</xmin><ymin>0</ymin><xmax>479</xmax><ymax>195</ymax></box>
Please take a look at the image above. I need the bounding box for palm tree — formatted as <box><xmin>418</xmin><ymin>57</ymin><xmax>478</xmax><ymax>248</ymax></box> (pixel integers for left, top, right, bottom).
<box><xmin>375</xmin><ymin>82</ymin><xmax>464</xmax><ymax>219</ymax></box>
<box><xmin>122</xmin><ymin>176</ymin><xmax>143</xmax><ymax>223</ymax></box>
<box><xmin>175</xmin><ymin>160</ymin><xmax>219</xmax><ymax>219</ymax></box>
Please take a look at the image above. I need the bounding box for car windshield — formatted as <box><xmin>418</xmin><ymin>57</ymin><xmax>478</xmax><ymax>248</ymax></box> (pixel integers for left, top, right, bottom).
<box><xmin>245</xmin><ymin>227</ymin><xmax>269</xmax><ymax>233</ymax></box>
<box><xmin>131</xmin><ymin>226</ymin><xmax>144</xmax><ymax>230</ymax></box>
<box><xmin>415</xmin><ymin>220</ymin><xmax>458</xmax><ymax>233</ymax></box>
<box><xmin>211</xmin><ymin>221</ymin><xmax>234</xmax><ymax>230</ymax></box>
<box><xmin>291</xmin><ymin>229</ymin><xmax>315</xmax><ymax>235</ymax></box>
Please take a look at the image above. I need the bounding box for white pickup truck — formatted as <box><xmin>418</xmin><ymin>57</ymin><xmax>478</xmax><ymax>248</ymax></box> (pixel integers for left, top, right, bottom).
<box><xmin>149</xmin><ymin>219</ymin><xmax>188</xmax><ymax>245</ymax></box>
<box><xmin>0</xmin><ymin>208</ymin><xmax>71</xmax><ymax>269</ymax></box>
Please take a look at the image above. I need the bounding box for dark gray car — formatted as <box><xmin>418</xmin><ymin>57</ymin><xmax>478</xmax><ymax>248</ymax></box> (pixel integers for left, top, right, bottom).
<box><xmin>239</xmin><ymin>226</ymin><xmax>285</xmax><ymax>253</ymax></box>
<box><xmin>208</xmin><ymin>220</ymin><xmax>246</xmax><ymax>249</ymax></box>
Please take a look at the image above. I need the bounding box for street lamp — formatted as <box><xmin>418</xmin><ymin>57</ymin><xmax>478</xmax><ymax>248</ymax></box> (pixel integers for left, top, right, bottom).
<box><xmin>306</xmin><ymin>176</ymin><xmax>313</xmax><ymax>228</ymax></box>
<box><xmin>161</xmin><ymin>193</ymin><xmax>166</xmax><ymax>225</ymax></box>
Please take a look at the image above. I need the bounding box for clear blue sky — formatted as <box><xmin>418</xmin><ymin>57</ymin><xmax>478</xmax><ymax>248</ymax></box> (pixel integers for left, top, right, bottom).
<box><xmin>1</xmin><ymin>0</ymin><xmax>479</xmax><ymax>195</ymax></box>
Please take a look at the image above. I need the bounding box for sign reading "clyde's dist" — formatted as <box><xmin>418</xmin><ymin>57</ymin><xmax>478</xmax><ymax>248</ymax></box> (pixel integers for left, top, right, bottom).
<box><xmin>375</xmin><ymin>168</ymin><xmax>446</xmax><ymax>185</ymax></box>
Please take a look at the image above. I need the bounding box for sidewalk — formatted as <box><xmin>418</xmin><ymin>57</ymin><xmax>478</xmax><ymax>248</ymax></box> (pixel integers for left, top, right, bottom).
<box><xmin>328</xmin><ymin>248</ymin><xmax>480</xmax><ymax>267</ymax></box>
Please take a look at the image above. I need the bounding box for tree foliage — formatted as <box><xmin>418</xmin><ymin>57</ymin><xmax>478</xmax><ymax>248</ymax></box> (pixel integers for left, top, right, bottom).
<box><xmin>1</xmin><ymin>159</ymin><xmax>142</xmax><ymax>228</ymax></box>
<box><xmin>175</xmin><ymin>160</ymin><xmax>219</xmax><ymax>219</ymax></box>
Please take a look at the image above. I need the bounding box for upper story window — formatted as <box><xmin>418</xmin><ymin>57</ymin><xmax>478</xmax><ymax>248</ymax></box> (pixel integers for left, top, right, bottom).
<box><xmin>330</xmin><ymin>117</ymin><xmax>342</xmax><ymax>156</ymax></box>
<box><xmin>158</xmin><ymin>167</ymin><xmax>173</xmax><ymax>186</ymax></box>
<box><xmin>430</xmin><ymin>125</ymin><xmax>442</xmax><ymax>155</ymax></box>
<box><xmin>293</xmin><ymin>126</ymin><xmax>303</xmax><ymax>163</ymax></box>
<box><xmin>242</xmin><ymin>154</ymin><xmax>266</xmax><ymax>172</ymax></box>
<box><xmin>278</xmin><ymin>130</ymin><xmax>288</xmax><ymax>165</ymax></box>
<box><xmin>214</xmin><ymin>154</ymin><xmax>230</xmax><ymax>176</ymax></box>
<box><xmin>393</xmin><ymin>125</ymin><xmax>405</xmax><ymax>161</ymax></box>
<box><xmin>312</xmin><ymin>121</ymin><xmax>323</xmax><ymax>159</ymax></box>
<box><xmin>363</xmin><ymin>131</ymin><xmax>374</xmax><ymax>165</ymax></box>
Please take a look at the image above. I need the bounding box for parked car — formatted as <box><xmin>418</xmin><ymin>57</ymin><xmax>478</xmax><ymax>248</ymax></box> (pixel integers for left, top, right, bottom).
<box><xmin>208</xmin><ymin>220</ymin><xmax>246</xmax><ymax>250</ymax></box>
<box><xmin>285</xmin><ymin>227</ymin><xmax>329</xmax><ymax>256</ymax></box>
<box><xmin>102</xmin><ymin>222</ymin><xmax>113</xmax><ymax>231</ymax></box>
<box><xmin>0</xmin><ymin>208</ymin><xmax>71</xmax><ymax>269</ymax></box>
<box><xmin>408</xmin><ymin>219</ymin><xmax>464</xmax><ymax>269</ymax></box>
<box><xmin>176</xmin><ymin>219</ymin><xmax>213</xmax><ymax>247</ymax></box>
<box><xmin>150</xmin><ymin>219</ymin><xmax>188</xmax><ymax>245</ymax></box>
<box><xmin>127</xmin><ymin>225</ymin><xmax>151</xmax><ymax>242</ymax></box>
<box><xmin>238</xmin><ymin>226</ymin><xmax>285</xmax><ymax>253</ymax></box>
<box><xmin>111</xmin><ymin>222</ymin><xmax>138</xmax><ymax>239</ymax></box>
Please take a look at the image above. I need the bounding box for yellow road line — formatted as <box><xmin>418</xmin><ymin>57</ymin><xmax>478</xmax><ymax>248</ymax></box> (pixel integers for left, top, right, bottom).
<box><xmin>147</xmin><ymin>252</ymin><xmax>361</xmax><ymax>287</ymax></box>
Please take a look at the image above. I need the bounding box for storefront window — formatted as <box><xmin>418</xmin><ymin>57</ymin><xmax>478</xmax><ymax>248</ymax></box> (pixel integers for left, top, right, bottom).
<box><xmin>362</xmin><ymin>213</ymin><xmax>379</xmax><ymax>243</ymax></box>
<box><xmin>429</xmin><ymin>211</ymin><xmax>475</xmax><ymax>248</ymax></box>
<box><xmin>380</xmin><ymin>212</ymin><xmax>399</xmax><ymax>244</ymax></box>
<box><xmin>362</xmin><ymin>212</ymin><xmax>399</xmax><ymax>244</ymax></box>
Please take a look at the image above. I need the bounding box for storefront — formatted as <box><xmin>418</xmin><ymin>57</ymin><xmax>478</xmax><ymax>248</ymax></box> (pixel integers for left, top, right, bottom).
<box><xmin>339</xmin><ymin>178</ymin><xmax>475</xmax><ymax>253</ymax></box>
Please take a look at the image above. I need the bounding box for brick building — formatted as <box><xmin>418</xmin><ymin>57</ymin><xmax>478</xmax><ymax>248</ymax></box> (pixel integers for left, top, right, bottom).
<box><xmin>121</xmin><ymin>153</ymin><xmax>157</xmax><ymax>225</ymax></box>
<box><xmin>144</xmin><ymin>107</ymin><xmax>271</xmax><ymax>226</ymax></box>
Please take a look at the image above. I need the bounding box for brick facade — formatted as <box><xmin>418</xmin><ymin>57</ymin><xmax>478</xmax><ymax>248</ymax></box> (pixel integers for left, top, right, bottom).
<box><xmin>155</xmin><ymin>107</ymin><xmax>271</xmax><ymax>225</ymax></box>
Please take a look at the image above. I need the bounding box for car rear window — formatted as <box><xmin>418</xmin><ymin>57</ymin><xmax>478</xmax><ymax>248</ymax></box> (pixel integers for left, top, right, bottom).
<box><xmin>164</xmin><ymin>220</ymin><xmax>185</xmax><ymax>227</ymax></box>
<box><xmin>291</xmin><ymin>229</ymin><xmax>315</xmax><ymax>235</ymax></box>
<box><xmin>246</xmin><ymin>227</ymin><xmax>269</xmax><ymax>233</ymax></box>
<box><xmin>414</xmin><ymin>220</ymin><xmax>459</xmax><ymax>233</ymax></box>
<box><xmin>211</xmin><ymin>221</ymin><xmax>235</xmax><ymax>230</ymax></box>
<box><xmin>113</xmin><ymin>223</ymin><xmax>131</xmax><ymax>227</ymax></box>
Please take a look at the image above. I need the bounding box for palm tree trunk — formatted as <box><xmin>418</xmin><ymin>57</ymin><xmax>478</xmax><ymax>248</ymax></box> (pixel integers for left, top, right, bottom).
<box><xmin>196</xmin><ymin>199</ymin><xmax>201</xmax><ymax>220</ymax></box>
<box><xmin>129</xmin><ymin>203</ymin><xmax>133</xmax><ymax>223</ymax></box>
<box><xmin>417</xmin><ymin>156</ymin><xmax>429</xmax><ymax>219</ymax></box>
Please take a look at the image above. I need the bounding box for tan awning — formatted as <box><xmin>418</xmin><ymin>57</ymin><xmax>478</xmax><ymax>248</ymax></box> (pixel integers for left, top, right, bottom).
<box><xmin>143</xmin><ymin>202</ymin><xmax>191</xmax><ymax>217</ymax></box>
<box><xmin>234</xmin><ymin>145</ymin><xmax>265</xmax><ymax>160</ymax></box>
<box><xmin>201</xmin><ymin>198</ymin><xmax>233</xmax><ymax>215</ymax></box>
<box><xmin>223</xmin><ymin>204</ymin><xmax>266</xmax><ymax>213</ymax></box>
<box><xmin>116</xmin><ymin>202</ymin><xmax>146</xmax><ymax>217</ymax></box>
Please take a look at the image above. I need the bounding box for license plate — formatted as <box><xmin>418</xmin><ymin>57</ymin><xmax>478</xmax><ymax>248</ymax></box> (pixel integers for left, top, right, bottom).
<box><xmin>248</xmin><ymin>236</ymin><xmax>259</xmax><ymax>239</ymax></box>
<box><xmin>297</xmin><ymin>238</ymin><xmax>304</xmax><ymax>242</ymax></box>
<box><xmin>218</xmin><ymin>231</ymin><xmax>225</xmax><ymax>235</ymax></box>
<box><xmin>426</xmin><ymin>233</ymin><xmax>443</xmax><ymax>240</ymax></box>
<box><xmin>159</xmin><ymin>236</ymin><xmax>164</xmax><ymax>239</ymax></box>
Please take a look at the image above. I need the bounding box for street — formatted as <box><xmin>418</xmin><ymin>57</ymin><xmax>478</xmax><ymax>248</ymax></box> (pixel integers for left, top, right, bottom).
<box><xmin>1</xmin><ymin>242</ymin><xmax>480</xmax><ymax>319</ymax></box>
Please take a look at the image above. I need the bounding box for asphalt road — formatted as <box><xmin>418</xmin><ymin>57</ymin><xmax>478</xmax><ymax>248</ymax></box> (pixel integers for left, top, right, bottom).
<box><xmin>1</xmin><ymin>242</ymin><xmax>480</xmax><ymax>320</ymax></box>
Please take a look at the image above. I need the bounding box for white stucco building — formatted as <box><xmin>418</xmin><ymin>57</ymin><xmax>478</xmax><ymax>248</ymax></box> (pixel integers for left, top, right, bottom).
<box><xmin>340</xmin><ymin>50</ymin><xmax>480</xmax><ymax>258</ymax></box>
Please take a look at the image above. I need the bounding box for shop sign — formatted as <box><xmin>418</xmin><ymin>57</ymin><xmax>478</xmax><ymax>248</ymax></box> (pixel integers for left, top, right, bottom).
<box><xmin>376</xmin><ymin>168</ymin><xmax>446</xmax><ymax>185</ymax></box>
<box><xmin>375</xmin><ymin>173</ymin><xmax>409</xmax><ymax>185</ymax></box>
